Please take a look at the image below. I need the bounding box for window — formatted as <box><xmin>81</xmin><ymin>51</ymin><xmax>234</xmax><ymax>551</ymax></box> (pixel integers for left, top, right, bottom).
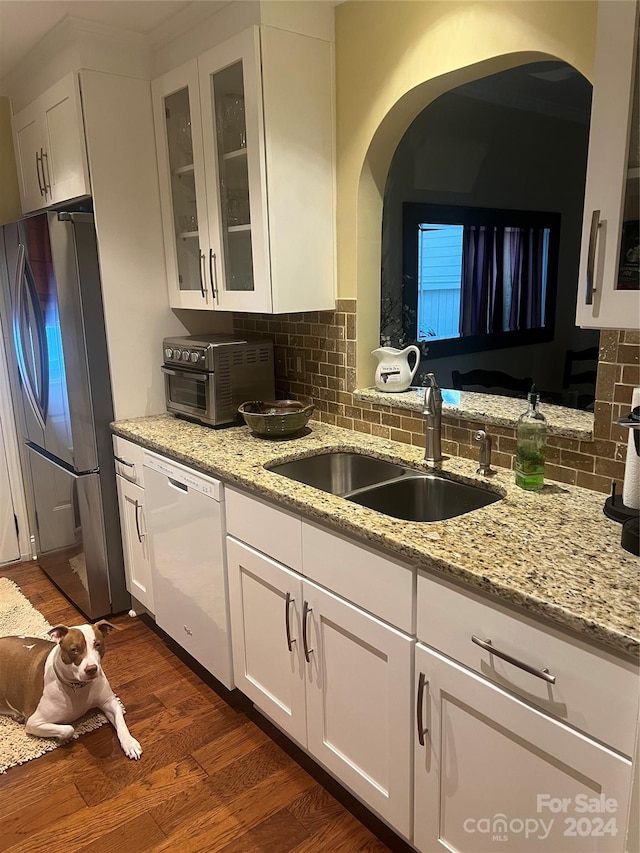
<box><xmin>417</xmin><ymin>224</ymin><xmax>463</xmax><ymax>341</ymax></box>
<box><xmin>403</xmin><ymin>204</ymin><xmax>560</xmax><ymax>358</ymax></box>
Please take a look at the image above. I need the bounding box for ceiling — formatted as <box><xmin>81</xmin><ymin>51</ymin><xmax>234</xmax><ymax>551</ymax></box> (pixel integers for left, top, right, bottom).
<box><xmin>0</xmin><ymin>4</ymin><xmax>589</xmax><ymax>122</ymax></box>
<box><xmin>456</xmin><ymin>61</ymin><xmax>592</xmax><ymax>124</ymax></box>
<box><xmin>0</xmin><ymin>1</ymin><xmax>212</xmax><ymax>81</ymax></box>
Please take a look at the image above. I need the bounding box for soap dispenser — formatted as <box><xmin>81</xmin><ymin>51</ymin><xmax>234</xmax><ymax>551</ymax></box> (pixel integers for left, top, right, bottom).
<box><xmin>515</xmin><ymin>384</ymin><xmax>547</xmax><ymax>491</ymax></box>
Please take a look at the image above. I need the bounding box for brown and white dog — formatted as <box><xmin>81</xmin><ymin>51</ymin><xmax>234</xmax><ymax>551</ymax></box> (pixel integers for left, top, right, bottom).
<box><xmin>0</xmin><ymin>620</ymin><xmax>142</xmax><ymax>760</ymax></box>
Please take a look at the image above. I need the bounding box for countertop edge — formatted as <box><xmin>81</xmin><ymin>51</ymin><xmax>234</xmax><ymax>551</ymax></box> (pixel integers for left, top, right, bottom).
<box><xmin>353</xmin><ymin>388</ymin><xmax>594</xmax><ymax>441</ymax></box>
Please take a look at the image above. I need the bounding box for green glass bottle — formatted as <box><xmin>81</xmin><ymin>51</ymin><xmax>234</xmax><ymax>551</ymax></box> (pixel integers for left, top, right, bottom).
<box><xmin>515</xmin><ymin>385</ymin><xmax>546</xmax><ymax>491</ymax></box>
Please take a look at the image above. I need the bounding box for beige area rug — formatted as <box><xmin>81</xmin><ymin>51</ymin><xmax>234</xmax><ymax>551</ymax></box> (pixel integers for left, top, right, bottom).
<box><xmin>0</xmin><ymin>577</ymin><xmax>110</xmax><ymax>773</ymax></box>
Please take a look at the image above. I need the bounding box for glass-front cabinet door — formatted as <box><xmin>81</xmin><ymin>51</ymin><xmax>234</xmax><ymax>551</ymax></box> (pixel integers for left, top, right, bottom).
<box><xmin>152</xmin><ymin>61</ymin><xmax>215</xmax><ymax>310</ymax></box>
<box><xmin>199</xmin><ymin>28</ymin><xmax>273</xmax><ymax>313</ymax></box>
<box><xmin>576</xmin><ymin>0</ymin><xmax>639</xmax><ymax>330</ymax></box>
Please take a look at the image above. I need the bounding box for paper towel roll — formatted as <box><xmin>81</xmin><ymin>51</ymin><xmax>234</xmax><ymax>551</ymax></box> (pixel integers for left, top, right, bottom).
<box><xmin>622</xmin><ymin>386</ymin><xmax>640</xmax><ymax>510</ymax></box>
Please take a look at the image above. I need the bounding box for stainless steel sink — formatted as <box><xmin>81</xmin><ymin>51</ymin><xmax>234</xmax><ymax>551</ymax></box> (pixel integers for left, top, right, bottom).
<box><xmin>267</xmin><ymin>451</ymin><xmax>410</xmax><ymax>495</ymax></box>
<box><xmin>348</xmin><ymin>474</ymin><xmax>500</xmax><ymax>521</ymax></box>
<box><xmin>267</xmin><ymin>450</ymin><xmax>501</xmax><ymax>522</ymax></box>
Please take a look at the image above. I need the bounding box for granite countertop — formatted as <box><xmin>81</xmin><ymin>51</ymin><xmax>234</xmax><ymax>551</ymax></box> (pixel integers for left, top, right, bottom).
<box><xmin>112</xmin><ymin>414</ymin><xmax>638</xmax><ymax>659</ymax></box>
<box><xmin>354</xmin><ymin>387</ymin><xmax>594</xmax><ymax>440</ymax></box>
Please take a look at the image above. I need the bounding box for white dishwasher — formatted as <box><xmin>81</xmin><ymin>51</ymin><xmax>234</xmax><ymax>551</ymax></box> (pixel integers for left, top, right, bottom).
<box><xmin>143</xmin><ymin>451</ymin><xmax>233</xmax><ymax>689</ymax></box>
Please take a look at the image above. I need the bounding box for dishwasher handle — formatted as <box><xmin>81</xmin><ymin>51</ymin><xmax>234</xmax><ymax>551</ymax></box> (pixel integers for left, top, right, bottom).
<box><xmin>143</xmin><ymin>453</ymin><xmax>224</xmax><ymax>501</ymax></box>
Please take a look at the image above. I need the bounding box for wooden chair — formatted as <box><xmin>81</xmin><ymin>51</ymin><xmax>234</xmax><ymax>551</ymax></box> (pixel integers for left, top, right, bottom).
<box><xmin>451</xmin><ymin>369</ymin><xmax>533</xmax><ymax>397</ymax></box>
<box><xmin>561</xmin><ymin>346</ymin><xmax>598</xmax><ymax>409</ymax></box>
<box><xmin>562</xmin><ymin>346</ymin><xmax>599</xmax><ymax>390</ymax></box>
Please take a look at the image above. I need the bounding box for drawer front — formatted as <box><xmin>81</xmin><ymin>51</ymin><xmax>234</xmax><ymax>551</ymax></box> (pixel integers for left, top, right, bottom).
<box><xmin>417</xmin><ymin>573</ymin><xmax>639</xmax><ymax>756</ymax></box>
<box><xmin>226</xmin><ymin>487</ymin><xmax>302</xmax><ymax>571</ymax></box>
<box><xmin>112</xmin><ymin>436</ymin><xmax>145</xmax><ymax>486</ymax></box>
<box><xmin>302</xmin><ymin>521</ymin><xmax>413</xmax><ymax>632</ymax></box>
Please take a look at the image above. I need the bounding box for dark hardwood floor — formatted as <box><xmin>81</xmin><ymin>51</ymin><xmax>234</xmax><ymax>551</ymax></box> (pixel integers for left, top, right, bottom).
<box><xmin>0</xmin><ymin>562</ymin><xmax>411</xmax><ymax>853</ymax></box>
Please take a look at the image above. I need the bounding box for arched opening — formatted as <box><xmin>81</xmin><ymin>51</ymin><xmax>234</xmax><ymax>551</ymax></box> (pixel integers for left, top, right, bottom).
<box><xmin>379</xmin><ymin>60</ymin><xmax>596</xmax><ymax>408</ymax></box>
<box><xmin>354</xmin><ymin>54</ymin><xmax>595</xmax><ymax>412</ymax></box>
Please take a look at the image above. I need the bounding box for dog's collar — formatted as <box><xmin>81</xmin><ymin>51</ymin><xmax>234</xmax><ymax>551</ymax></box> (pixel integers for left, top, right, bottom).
<box><xmin>53</xmin><ymin>659</ymin><xmax>91</xmax><ymax>690</ymax></box>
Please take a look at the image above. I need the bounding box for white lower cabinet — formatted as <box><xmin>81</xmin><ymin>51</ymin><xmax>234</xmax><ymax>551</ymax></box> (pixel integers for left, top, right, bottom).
<box><xmin>115</xmin><ymin>476</ymin><xmax>154</xmax><ymax>614</ymax></box>
<box><xmin>226</xmin><ymin>535</ymin><xmax>413</xmax><ymax>838</ymax></box>
<box><xmin>304</xmin><ymin>579</ymin><xmax>413</xmax><ymax>837</ymax></box>
<box><xmin>226</xmin><ymin>536</ymin><xmax>307</xmax><ymax>744</ymax></box>
<box><xmin>113</xmin><ymin>436</ymin><xmax>153</xmax><ymax>614</ymax></box>
<box><xmin>414</xmin><ymin>643</ymin><xmax>633</xmax><ymax>853</ymax></box>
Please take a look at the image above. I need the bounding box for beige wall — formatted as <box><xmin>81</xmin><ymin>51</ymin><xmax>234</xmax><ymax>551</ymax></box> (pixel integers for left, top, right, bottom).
<box><xmin>0</xmin><ymin>98</ymin><xmax>21</xmax><ymax>225</ymax></box>
<box><xmin>334</xmin><ymin>0</ymin><xmax>598</xmax><ymax>381</ymax></box>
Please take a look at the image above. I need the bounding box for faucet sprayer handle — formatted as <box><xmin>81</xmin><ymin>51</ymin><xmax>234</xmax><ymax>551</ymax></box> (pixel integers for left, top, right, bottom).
<box><xmin>474</xmin><ymin>429</ymin><xmax>496</xmax><ymax>476</ymax></box>
<box><xmin>423</xmin><ymin>373</ymin><xmax>442</xmax><ymax>416</ymax></box>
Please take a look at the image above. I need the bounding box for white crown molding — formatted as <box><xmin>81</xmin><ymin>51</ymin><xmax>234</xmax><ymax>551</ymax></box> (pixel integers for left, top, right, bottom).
<box><xmin>0</xmin><ymin>14</ymin><xmax>154</xmax><ymax>105</ymax></box>
<box><xmin>0</xmin><ymin>17</ymin><xmax>80</xmax><ymax>103</ymax></box>
<box><xmin>1</xmin><ymin>0</ymin><xmax>337</xmax><ymax>103</ymax></box>
<box><xmin>148</xmin><ymin>1</ymin><xmax>231</xmax><ymax>50</ymax></box>
<box><xmin>151</xmin><ymin>0</ymin><xmax>260</xmax><ymax>77</ymax></box>
<box><xmin>67</xmin><ymin>15</ymin><xmax>148</xmax><ymax>48</ymax></box>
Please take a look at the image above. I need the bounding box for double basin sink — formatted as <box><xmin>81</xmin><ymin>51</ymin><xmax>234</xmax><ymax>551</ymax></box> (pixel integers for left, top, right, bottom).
<box><xmin>267</xmin><ymin>451</ymin><xmax>500</xmax><ymax>522</ymax></box>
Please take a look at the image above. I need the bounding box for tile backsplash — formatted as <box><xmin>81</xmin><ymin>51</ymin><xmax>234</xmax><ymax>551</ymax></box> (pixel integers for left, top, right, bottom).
<box><xmin>234</xmin><ymin>304</ymin><xmax>639</xmax><ymax>495</ymax></box>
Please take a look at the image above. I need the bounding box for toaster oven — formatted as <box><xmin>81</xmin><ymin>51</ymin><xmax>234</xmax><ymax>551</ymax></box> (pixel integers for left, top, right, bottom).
<box><xmin>162</xmin><ymin>334</ymin><xmax>275</xmax><ymax>427</ymax></box>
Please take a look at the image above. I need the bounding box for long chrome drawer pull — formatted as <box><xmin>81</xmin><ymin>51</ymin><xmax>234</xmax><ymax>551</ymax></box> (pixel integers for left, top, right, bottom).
<box><xmin>472</xmin><ymin>636</ymin><xmax>556</xmax><ymax>684</ymax></box>
<box><xmin>416</xmin><ymin>671</ymin><xmax>429</xmax><ymax>746</ymax></box>
<box><xmin>302</xmin><ymin>601</ymin><xmax>313</xmax><ymax>662</ymax></box>
<box><xmin>285</xmin><ymin>592</ymin><xmax>295</xmax><ymax>651</ymax></box>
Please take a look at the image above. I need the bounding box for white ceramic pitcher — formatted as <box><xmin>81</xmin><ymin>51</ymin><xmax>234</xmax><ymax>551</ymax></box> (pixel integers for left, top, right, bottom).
<box><xmin>372</xmin><ymin>345</ymin><xmax>421</xmax><ymax>392</ymax></box>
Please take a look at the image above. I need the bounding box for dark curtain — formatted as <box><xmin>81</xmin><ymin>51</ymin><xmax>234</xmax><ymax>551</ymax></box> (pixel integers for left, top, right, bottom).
<box><xmin>459</xmin><ymin>225</ymin><xmax>546</xmax><ymax>336</ymax></box>
<box><xmin>508</xmin><ymin>226</ymin><xmax>546</xmax><ymax>331</ymax></box>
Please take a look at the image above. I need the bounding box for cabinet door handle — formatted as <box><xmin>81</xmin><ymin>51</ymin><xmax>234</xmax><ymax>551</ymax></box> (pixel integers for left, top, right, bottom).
<box><xmin>471</xmin><ymin>636</ymin><xmax>556</xmax><ymax>684</ymax></box>
<box><xmin>209</xmin><ymin>249</ymin><xmax>218</xmax><ymax>299</ymax></box>
<box><xmin>585</xmin><ymin>209</ymin><xmax>601</xmax><ymax>306</ymax></box>
<box><xmin>199</xmin><ymin>251</ymin><xmax>207</xmax><ymax>300</ymax></box>
<box><xmin>114</xmin><ymin>455</ymin><xmax>134</xmax><ymax>468</ymax></box>
<box><xmin>285</xmin><ymin>592</ymin><xmax>295</xmax><ymax>651</ymax></box>
<box><xmin>134</xmin><ymin>499</ymin><xmax>144</xmax><ymax>543</ymax></box>
<box><xmin>302</xmin><ymin>600</ymin><xmax>313</xmax><ymax>662</ymax></box>
<box><xmin>416</xmin><ymin>671</ymin><xmax>429</xmax><ymax>746</ymax></box>
<box><xmin>35</xmin><ymin>151</ymin><xmax>46</xmax><ymax>196</ymax></box>
<box><xmin>41</xmin><ymin>149</ymin><xmax>51</xmax><ymax>195</ymax></box>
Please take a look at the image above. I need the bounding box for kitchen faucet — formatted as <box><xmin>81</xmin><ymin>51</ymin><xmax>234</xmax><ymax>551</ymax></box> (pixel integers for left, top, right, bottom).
<box><xmin>422</xmin><ymin>373</ymin><xmax>443</xmax><ymax>463</ymax></box>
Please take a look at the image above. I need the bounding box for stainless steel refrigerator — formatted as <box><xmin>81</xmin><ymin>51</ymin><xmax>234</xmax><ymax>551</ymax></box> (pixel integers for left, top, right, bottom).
<box><xmin>1</xmin><ymin>210</ymin><xmax>129</xmax><ymax>619</ymax></box>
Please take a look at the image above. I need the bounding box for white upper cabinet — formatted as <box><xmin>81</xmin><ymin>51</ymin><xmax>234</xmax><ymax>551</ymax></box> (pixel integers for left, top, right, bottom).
<box><xmin>152</xmin><ymin>61</ymin><xmax>211</xmax><ymax>310</ymax></box>
<box><xmin>576</xmin><ymin>0</ymin><xmax>639</xmax><ymax>329</ymax></box>
<box><xmin>152</xmin><ymin>25</ymin><xmax>335</xmax><ymax>314</ymax></box>
<box><xmin>12</xmin><ymin>73</ymin><xmax>90</xmax><ymax>215</ymax></box>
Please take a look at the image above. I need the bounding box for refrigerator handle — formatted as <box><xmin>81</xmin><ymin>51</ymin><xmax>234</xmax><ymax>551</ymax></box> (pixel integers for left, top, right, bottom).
<box><xmin>12</xmin><ymin>244</ymin><xmax>46</xmax><ymax>431</ymax></box>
